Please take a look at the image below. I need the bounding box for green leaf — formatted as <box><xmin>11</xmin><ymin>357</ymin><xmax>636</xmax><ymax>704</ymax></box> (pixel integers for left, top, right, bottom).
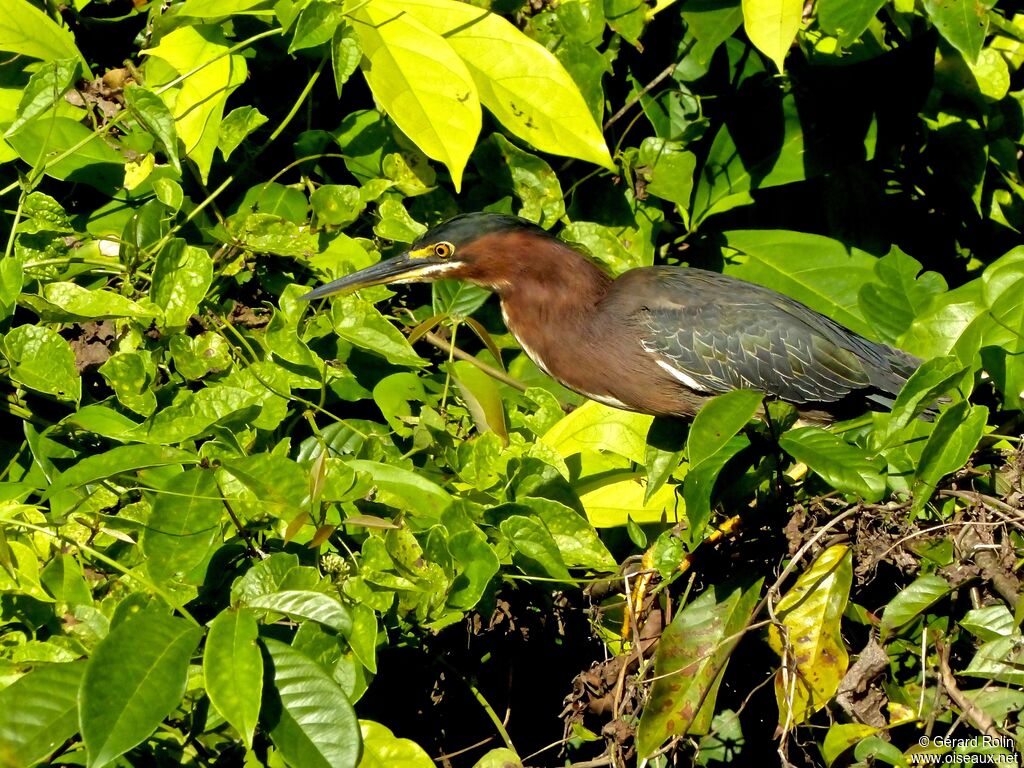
<box><xmin>177</xmin><ymin>0</ymin><xmax>274</xmax><ymax>15</ymax></box>
<box><xmin>578</xmin><ymin>469</ymin><xmax>682</xmax><ymax>528</ymax></box>
<box><xmin>0</xmin><ymin>540</ymin><xmax>52</xmax><ymax>601</ymax></box>
<box><xmin>332</xmin><ymin>23</ymin><xmax>361</xmax><ymax>98</ymax></box>
<box><xmin>0</xmin><ymin>0</ymin><xmax>89</xmax><ymax>71</ymax></box>
<box><xmin>204</xmin><ymin>608</ymin><xmax>263</xmax><ymax>748</ymax></box>
<box><xmin>881</xmin><ymin>356</ymin><xmax>966</xmax><ymax>440</ymax></box>
<box><xmin>443</xmin><ymin>511</ymin><xmax>500</xmax><ymax>610</ymax></box>
<box><xmin>923</xmin><ymin>0</ymin><xmax>992</xmax><ymax>64</ymax></box>
<box><xmin>218</xmin><ymin>106</ymin><xmax>268</xmax><ymax>161</ymax></box>
<box><xmin>7</xmin><ymin>116</ymin><xmax>124</xmax><ymax>190</ymax></box>
<box><xmin>542</xmin><ymin>401</ymin><xmax>653</xmax><ymax>465</ymax></box>
<box><xmin>289</xmin><ymin>1</ymin><xmax>345</xmax><ymax>52</ymax></box>
<box><xmin>485</xmin><ymin>133</ymin><xmax>565</xmax><ymax>228</ymax></box>
<box><xmin>499</xmin><ymin>514</ymin><xmax>571</xmax><ymax>580</ymax></box>
<box><xmin>262</xmin><ymin>638</ymin><xmax>362</xmax><ymax>768</ymax></box>
<box><xmin>683</xmin><ymin>435</ymin><xmax>749</xmax><ymax>539</ymax></box>
<box><xmin>143</xmin><ymin>468</ymin><xmax>224</xmax><ymax>583</ymax></box>
<box><xmin>682</xmin><ymin>0</ymin><xmax>744</xmax><ymax>70</ymax></box>
<box><xmin>741</xmin><ymin>0</ymin><xmax>801</xmax><ymax>71</ymax></box>
<box><xmin>248</xmin><ymin>590</ymin><xmax>353</xmax><ymax>634</ymax></box>
<box><xmin>347</xmin><ymin>460</ymin><xmax>452</xmax><ymax>516</ymax></box>
<box><xmin>880</xmin><ymin>573</ymin><xmax>951</xmax><ymax>638</ymax></box>
<box><xmin>451</xmin><ymin>360</ymin><xmax>508</xmax><ymax>444</ymax></box>
<box><xmin>40</xmin><ymin>553</ymin><xmax>92</xmax><ymax>604</ymax></box>
<box><xmin>858</xmin><ymin>250</ymin><xmax>947</xmax><ymax>345</ymax></box>
<box><xmin>687</xmin><ymin>389</ymin><xmax>762</xmax><ymax>467</ymax></box>
<box><xmin>822</xmin><ymin>723</ymin><xmax>879</xmax><ymax>767</ymax></box>
<box><xmin>312</xmin><ymin>184</ymin><xmax>365</xmax><ymax>228</ymax></box>
<box><xmin>350</xmin><ymin>0</ymin><xmax>480</xmax><ymax>190</ymax></box>
<box><xmin>911</xmin><ymin>402</ymin><xmax>988</xmax><ymax>512</ymax></box>
<box><xmin>142</xmin><ymin>24</ymin><xmax>247</xmax><ymax>182</ymax></box>
<box><xmin>636</xmin><ymin>578</ymin><xmax>763</xmax><ymax>756</ymax></box>
<box><xmin>0</xmin><ymin>661</ymin><xmax>86</xmax><ymax>767</ymax></box>
<box><xmin>3</xmin><ymin>323</ymin><xmax>80</xmax><ymax>402</ymax></box>
<box><xmin>151</xmin><ymin>239</ymin><xmax>214</xmax><ymax>329</ymax></box>
<box><xmin>330</xmin><ymin>294</ymin><xmax>424</xmax><ymax>367</ymax></box>
<box><xmin>767</xmin><ymin>544</ymin><xmax>852</xmax><ymax>725</ymax></box>
<box><xmin>513</xmin><ymin>498</ymin><xmax>616</xmax><ymax>571</ymax></box>
<box><xmin>80</xmin><ymin>608</ymin><xmax>203</xmax><ymax>768</ymax></box>
<box><xmin>779</xmin><ymin>427</ymin><xmax>886</xmax><ymax>501</ymax></box>
<box><xmin>5</xmin><ymin>57</ymin><xmax>78</xmax><ymax>137</ymax></box>
<box><xmin>40</xmin><ymin>281</ymin><xmax>157</xmax><ymax>321</ymax></box>
<box><xmin>723</xmin><ymin>230</ymin><xmax>877</xmax><ymax>337</ymax></box>
<box><xmin>432</xmin><ymin>280</ymin><xmax>490</xmax><ymax>319</ymax></box>
<box><xmin>692</xmin><ymin>95</ymin><xmax>805</xmax><ymax>226</ymax></box>
<box><xmin>960</xmin><ymin>605</ymin><xmax>1018</xmax><ymax>641</ymax></box>
<box><xmin>637</xmin><ymin>137</ymin><xmax>697</xmax><ymax>208</ymax></box>
<box><xmin>358</xmin><ymin>720</ymin><xmax>433</xmax><ymax>767</ymax></box>
<box><xmin>124</xmin><ymin>84</ymin><xmax>181</xmax><ymax>172</ymax></box>
<box><xmin>0</xmin><ymin>255</ymin><xmax>23</xmax><ymax>320</ymax></box>
<box><xmin>963</xmin><ymin>637</ymin><xmax>1024</xmax><ymax>685</ymax></box>
<box><xmin>47</xmin><ymin>444</ymin><xmax>199</xmax><ymax>499</ymax></box>
<box><xmin>100</xmin><ymin>350</ymin><xmax>158</xmax><ymax>416</ymax></box>
<box><xmin>471</xmin><ymin>748</ymin><xmax>522</xmax><ymax>768</ymax></box>
<box><xmin>398</xmin><ymin>0</ymin><xmax>613</xmax><ymax>169</ymax></box>
<box><xmin>817</xmin><ymin>0</ymin><xmax>885</xmax><ymax>47</ymax></box>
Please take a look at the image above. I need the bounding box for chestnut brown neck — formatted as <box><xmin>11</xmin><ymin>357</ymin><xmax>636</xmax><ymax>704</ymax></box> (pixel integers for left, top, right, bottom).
<box><xmin>459</xmin><ymin>232</ymin><xmax>618</xmax><ymax>396</ymax></box>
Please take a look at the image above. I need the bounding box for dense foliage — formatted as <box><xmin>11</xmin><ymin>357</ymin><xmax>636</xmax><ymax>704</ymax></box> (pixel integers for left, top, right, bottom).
<box><xmin>0</xmin><ymin>0</ymin><xmax>1022</xmax><ymax>766</ymax></box>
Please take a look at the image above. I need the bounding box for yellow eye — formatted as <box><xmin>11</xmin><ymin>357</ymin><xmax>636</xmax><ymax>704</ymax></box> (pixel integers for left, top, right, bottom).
<box><xmin>433</xmin><ymin>242</ymin><xmax>454</xmax><ymax>259</ymax></box>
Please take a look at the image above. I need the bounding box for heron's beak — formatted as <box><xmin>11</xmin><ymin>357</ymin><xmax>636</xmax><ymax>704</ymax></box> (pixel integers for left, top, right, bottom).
<box><xmin>300</xmin><ymin>247</ymin><xmax>459</xmax><ymax>301</ymax></box>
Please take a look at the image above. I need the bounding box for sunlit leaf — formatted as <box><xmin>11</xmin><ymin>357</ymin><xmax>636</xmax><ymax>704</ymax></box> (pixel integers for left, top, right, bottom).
<box><xmin>1</xmin><ymin>324</ymin><xmax>80</xmax><ymax>403</ymax></box>
<box><xmin>779</xmin><ymin>427</ymin><xmax>886</xmax><ymax>501</ymax></box>
<box><xmin>248</xmin><ymin>590</ymin><xmax>353</xmax><ymax>634</ymax></box>
<box><xmin>0</xmin><ymin>0</ymin><xmax>89</xmax><ymax>71</ymax></box>
<box><xmin>0</xmin><ymin>662</ymin><xmax>85</xmax><ymax>767</ymax></box>
<box><xmin>151</xmin><ymin>239</ymin><xmax>214</xmax><ymax>329</ymax></box>
<box><xmin>358</xmin><ymin>719</ymin><xmax>433</xmax><ymax>767</ymax></box>
<box><xmin>5</xmin><ymin>58</ymin><xmax>79</xmax><ymax>137</ymax></box>
<box><xmin>262</xmin><ymin>638</ymin><xmax>362</xmax><ymax>768</ymax></box>
<box><xmin>80</xmin><ymin>609</ymin><xmax>202</xmax><ymax>767</ymax></box>
<box><xmin>398</xmin><ymin>0</ymin><xmax>613</xmax><ymax>169</ymax></box>
<box><xmin>687</xmin><ymin>389</ymin><xmax>761</xmax><ymax>467</ymax></box>
<box><xmin>742</xmin><ymin>0</ymin><xmax>801</xmax><ymax>71</ymax></box>
<box><xmin>543</xmin><ymin>401</ymin><xmax>653</xmax><ymax>465</ymax></box>
<box><xmin>349</xmin><ymin>0</ymin><xmax>480</xmax><ymax>190</ymax></box>
<box><xmin>923</xmin><ymin>0</ymin><xmax>992</xmax><ymax>64</ymax></box>
<box><xmin>911</xmin><ymin>402</ymin><xmax>988</xmax><ymax>512</ymax></box>
<box><xmin>767</xmin><ymin>544</ymin><xmax>852</xmax><ymax>725</ymax></box>
<box><xmin>879</xmin><ymin>573</ymin><xmax>951</xmax><ymax>638</ymax></box>
<box><xmin>143</xmin><ymin>467</ymin><xmax>224</xmax><ymax>583</ymax></box>
<box><xmin>723</xmin><ymin>230</ymin><xmax>877</xmax><ymax>337</ymax></box>
<box><xmin>142</xmin><ymin>24</ymin><xmax>247</xmax><ymax>181</ymax></box>
<box><xmin>205</xmin><ymin>608</ymin><xmax>262</xmax><ymax>748</ymax></box>
<box><xmin>822</xmin><ymin>723</ymin><xmax>880</xmax><ymax>767</ymax></box>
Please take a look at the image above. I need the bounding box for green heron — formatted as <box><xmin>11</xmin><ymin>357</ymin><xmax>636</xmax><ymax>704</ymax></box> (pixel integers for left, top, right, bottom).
<box><xmin>302</xmin><ymin>213</ymin><xmax>921</xmax><ymax>422</ymax></box>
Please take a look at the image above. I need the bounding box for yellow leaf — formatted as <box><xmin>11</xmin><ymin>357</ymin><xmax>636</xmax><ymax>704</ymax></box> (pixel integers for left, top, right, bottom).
<box><xmin>542</xmin><ymin>401</ymin><xmax>652</xmax><ymax>465</ymax></box>
<box><xmin>742</xmin><ymin>0</ymin><xmax>802</xmax><ymax>72</ymax></box>
<box><xmin>396</xmin><ymin>0</ymin><xmax>613</xmax><ymax>169</ymax></box>
<box><xmin>577</xmin><ymin>468</ymin><xmax>682</xmax><ymax>528</ymax></box>
<box><xmin>349</xmin><ymin>0</ymin><xmax>480</xmax><ymax>190</ymax></box>
<box><xmin>768</xmin><ymin>544</ymin><xmax>852</xmax><ymax>725</ymax></box>
<box><xmin>142</xmin><ymin>26</ymin><xmax>247</xmax><ymax>182</ymax></box>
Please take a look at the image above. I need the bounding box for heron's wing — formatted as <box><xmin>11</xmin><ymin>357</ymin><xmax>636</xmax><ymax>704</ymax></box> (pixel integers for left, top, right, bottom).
<box><xmin>627</xmin><ymin>268</ymin><xmax>916</xmax><ymax>404</ymax></box>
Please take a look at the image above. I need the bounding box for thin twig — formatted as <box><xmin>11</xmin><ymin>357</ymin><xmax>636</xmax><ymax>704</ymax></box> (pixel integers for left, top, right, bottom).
<box><xmin>935</xmin><ymin>639</ymin><xmax>1001</xmax><ymax>740</ymax></box>
<box><xmin>603</xmin><ymin>62</ymin><xmax>678</xmax><ymax>131</ymax></box>
<box><xmin>420</xmin><ymin>330</ymin><xmax>530</xmax><ymax>394</ymax></box>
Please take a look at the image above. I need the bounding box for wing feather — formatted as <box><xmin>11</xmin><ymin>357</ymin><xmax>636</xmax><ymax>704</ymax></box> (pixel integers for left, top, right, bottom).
<box><xmin>625</xmin><ymin>267</ymin><xmax>918</xmax><ymax>404</ymax></box>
